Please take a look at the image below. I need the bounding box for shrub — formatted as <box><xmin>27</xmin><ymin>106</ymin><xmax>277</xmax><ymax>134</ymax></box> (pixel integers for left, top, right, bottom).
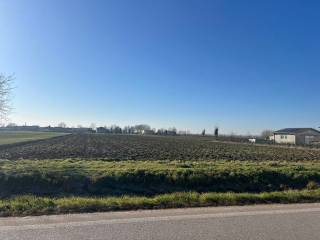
<box><xmin>306</xmin><ymin>181</ymin><xmax>320</xmax><ymax>190</ymax></box>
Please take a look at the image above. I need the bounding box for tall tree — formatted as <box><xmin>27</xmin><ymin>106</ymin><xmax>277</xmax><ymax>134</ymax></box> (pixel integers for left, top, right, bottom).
<box><xmin>202</xmin><ymin>129</ymin><xmax>206</xmax><ymax>136</ymax></box>
<box><xmin>214</xmin><ymin>127</ymin><xmax>219</xmax><ymax>137</ymax></box>
<box><xmin>58</xmin><ymin>122</ymin><xmax>67</xmax><ymax>128</ymax></box>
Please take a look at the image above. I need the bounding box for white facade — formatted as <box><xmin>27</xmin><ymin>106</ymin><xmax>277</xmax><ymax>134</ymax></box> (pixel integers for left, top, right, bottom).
<box><xmin>274</xmin><ymin>134</ymin><xmax>296</xmax><ymax>144</ymax></box>
<box><xmin>268</xmin><ymin>135</ymin><xmax>275</xmax><ymax>141</ymax></box>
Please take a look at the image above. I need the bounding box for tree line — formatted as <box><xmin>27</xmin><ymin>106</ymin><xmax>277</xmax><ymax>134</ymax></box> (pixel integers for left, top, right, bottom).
<box><xmin>96</xmin><ymin>124</ymin><xmax>178</xmax><ymax>135</ymax></box>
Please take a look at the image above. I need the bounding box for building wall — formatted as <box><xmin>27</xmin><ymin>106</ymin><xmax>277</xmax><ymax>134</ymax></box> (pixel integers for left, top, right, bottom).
<box><xmin>296</xmin><ymin>130</ymin><xmax>320</xmax><ymax>145</ymax></box>
<box><xmin>296</xmin><ymin>135</ymin><xmax>320</xmax><ymax>145</ymax></box>
<box><xmin>295</xmin><ymin>135</ymin><xmax>306</xmax><ymax>145</ymax></box>
<box><xmin>268</xmin><ymin>135</ymin><xmax>275</xmax><ymax>141</ymax></box>
<box><xmin>274</xmin><ymin>134</ymin><xmax>296</xmax><ymax>144</ymax></box>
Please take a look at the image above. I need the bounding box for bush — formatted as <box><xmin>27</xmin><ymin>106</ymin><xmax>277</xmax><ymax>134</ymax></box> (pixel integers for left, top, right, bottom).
<box><xmin>306</xmin><ymin>181</ymin><xmax>320</xmax><ymax>190</ymax></box>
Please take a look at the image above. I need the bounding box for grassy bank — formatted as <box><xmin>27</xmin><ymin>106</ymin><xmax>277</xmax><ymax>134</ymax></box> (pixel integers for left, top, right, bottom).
<box><xmin>1</xmin><ymin>159</ymin><xmax>320</xmax><ymax>196</ymax></box>
<box><xmin>1</xmin><ymin>189</ymin><xmax>320</xmax><ymax>216</ymax></box>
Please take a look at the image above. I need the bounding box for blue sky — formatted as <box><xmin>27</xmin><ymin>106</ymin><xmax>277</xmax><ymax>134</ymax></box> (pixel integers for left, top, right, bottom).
<box><xmin>0</xmin><ymin>0</ymin><xmax>320</xmax><ymax>134</ymax></box>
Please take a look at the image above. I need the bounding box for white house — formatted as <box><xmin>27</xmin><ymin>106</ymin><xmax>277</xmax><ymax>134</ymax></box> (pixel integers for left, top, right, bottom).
<box><xmin>268</xmin><ymin>135</ymin><xmax>275</xmax><ymax>141</ymax></box>
<box><xmin>273</xmin><ymin>128</ymin><xmax>320</xmax><ymax>145</ymax></box>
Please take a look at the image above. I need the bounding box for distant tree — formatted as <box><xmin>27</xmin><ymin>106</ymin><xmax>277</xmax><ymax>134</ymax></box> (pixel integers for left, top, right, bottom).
<box><xmin>214</xmin><ymin>127</ymin><xmax>219</xmax><ymax>137</ymax></box>
<box><xmin>130</xmin><ymin>126</ymin><xmax>135</xmax><ymax>134</ymax></box>
<box><xmin>166</xmin><ymin>127</ymin><xmax>176</xmax><ymax>135</ymax></box>
<box><xmin>110</xmin><ymin>124</ymin><xmax>116</xmax><ymax>133</ymax></box>
<box><xmin>178</xmin><ymin>130</ymin><xmax>187</xmax><ymax>135</ymax></box>
<box><xmin>134</xmin><ymin>124</ymin><xmax>151</xmax><ymax>134</ymax></box>
<box><xmin>157</xmin><ymin>128</ymin><xmax>168</xmax><ymax>135</ymax></box>
<box><xmin>58</xmin><ymin>122</ymin><xmax>67</xmax><ymax>128</ymax></box>
<box><xmin>114</xmin><ymin>126</ymin><xmax>122</xmax><ymax>134</ymax></box>
<box><xmin>123</xmin><ymin>126</ymin><xmax>130</xmax><ymax>134</ymax></box>
<box><xmin>157</xmin><ymin>129</ymin><xmax>164</xmax><ymax>135</ymax></box>
<box><xmin>6</xmin><ymin>122</ymin><xmax>17</xmax><ymax>127</ymax></box>
<box><xmin>202</xmin><ymin>129</ymin><xmax>206</xmax><ymax>136</ymax></box>
<box><xmin>110</xmin><ymin>124</ymin><xmax>122</xmax><ymax>134</ymax></box>
<box><xmin>261</xmin><ymin>129</ymin><xmax>274</xmax><ymax>139</ymax></box>
<box><xmin>0</xmin><ymin>74</ymin><xmax>13</xmax><ymax>121</ymax></box>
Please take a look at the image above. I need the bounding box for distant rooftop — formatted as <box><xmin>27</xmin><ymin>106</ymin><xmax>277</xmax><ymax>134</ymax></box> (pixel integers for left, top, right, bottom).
<box><xmin>274</xmin><ymin>128</ymin><xmax>320</xmax><ymax>134</ymax></box>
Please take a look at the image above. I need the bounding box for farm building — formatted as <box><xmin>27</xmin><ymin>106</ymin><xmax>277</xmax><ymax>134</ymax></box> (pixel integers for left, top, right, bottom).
<box><xmin>142</xmin><ymin>129</ymin><xmax>155</xmax><ymax>135</ymax></box>
<box><xmin>96</xmin><ymin>127</ymin><xmax>110</xmax><ymax>134</ymax></box>
<box><xmin>273</xmin><ymin>128</ymin><xmax>320</xmax><ymax>145</ymax></box>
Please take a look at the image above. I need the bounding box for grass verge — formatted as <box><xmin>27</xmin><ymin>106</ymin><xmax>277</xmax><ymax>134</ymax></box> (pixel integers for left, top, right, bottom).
<box><xmin>1</xmin><ymin>189</ymin><xmax>320</xmax><ymax>217</ymax></box>
<box><xmin>1</xmin><ymin>159</ymin><xmax>320</xmax><ymax>196</ymax></box>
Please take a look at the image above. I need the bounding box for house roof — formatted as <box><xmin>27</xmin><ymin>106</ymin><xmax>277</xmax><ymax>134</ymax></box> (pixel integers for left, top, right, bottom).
<box><xmin>274</xmin><ymin>128</ymin><xmax>320</xmax><ymax>134</ymax></box>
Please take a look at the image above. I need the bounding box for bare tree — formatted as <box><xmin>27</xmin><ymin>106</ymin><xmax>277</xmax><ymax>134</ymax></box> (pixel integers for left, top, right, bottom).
<box><xmin>169</xmin><ymin>127</ymin><xmax>177</xmax><ymax>133</ymax></box>
<box><xmin>134</xmin><ymin>124</ymin><xmax>151</xmax><ymax>133</ymax></box>
<box><xmin>6</xmin><ymin>122</ymin><xmax>17</xmax><ymax>127</ymax></box>
<box><xmin>0</xmin><ymin>74</ymin><xmax>14</xmax><ymax>121</ymax></box>
<box><xmin>261</xmin><ymin>129</ymin><xmax>274</xmax><ymax>139</ymax></box>
<box><xmin>89</xmin><ymin>123</ymin><xmax>96</xmax><ymax>130</ymax></box>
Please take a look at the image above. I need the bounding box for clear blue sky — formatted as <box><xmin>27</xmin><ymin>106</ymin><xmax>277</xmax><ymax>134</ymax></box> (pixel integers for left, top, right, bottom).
<box><xmin>1</xmin><ymin>0</ymin><xmax>320</xmax><ymax>134</ymax></box>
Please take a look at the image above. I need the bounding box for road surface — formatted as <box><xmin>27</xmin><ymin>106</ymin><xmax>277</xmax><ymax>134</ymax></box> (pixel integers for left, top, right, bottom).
<box><xmin>0</xmin><ymin>203</ymin><xmax>319</xmax><ymax>240</ymax></box>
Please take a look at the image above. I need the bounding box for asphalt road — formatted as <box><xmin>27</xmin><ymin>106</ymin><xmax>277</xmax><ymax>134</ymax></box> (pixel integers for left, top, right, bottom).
<box><xmin>1</xmin><ymin>203</ymin><xmax>320</xmax><ymax>240</ymax></box>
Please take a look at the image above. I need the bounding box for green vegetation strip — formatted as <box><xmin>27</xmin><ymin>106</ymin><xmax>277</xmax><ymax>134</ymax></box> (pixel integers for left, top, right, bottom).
<box><xmin>1</xmin><ymin>189</ymin><xmax>320</xmax><ymax>216</ymax></box>
<box><xmin>0</xmin><ymin>131</ymin><xmax>68</xmax><ymax>145</ymax></box>
<box><xmin>1</xmin><ymin>160</ymin><xmax>320</xmax><ymax>196</ymax></box>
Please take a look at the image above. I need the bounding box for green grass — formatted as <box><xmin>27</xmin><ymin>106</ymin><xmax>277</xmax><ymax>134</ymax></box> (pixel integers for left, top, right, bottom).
<box><xmin>0</xmin><ymin>131</ymin><xmax>68</xmax><ymax>145</ymax></box>
<box><xmin>1</xmin><ymin>159</ymin><xmax>320</xmax><ymax>196</ymax></box>
<box><xmin>1</xmin><ymin>158</ymin><xmax>319</xmax><ymax>217</ymax></box>
<box><xmin>1</xmin><ymin>189</ymin><xmax>320</xmax><ymax>216</ymax></box>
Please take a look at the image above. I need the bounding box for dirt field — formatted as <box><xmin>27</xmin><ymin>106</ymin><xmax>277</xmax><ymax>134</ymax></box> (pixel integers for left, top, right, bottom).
<box><xmin>0</xmin><ymin>133</ymin><xmax>319</xmax><ymax>161</ymax></box>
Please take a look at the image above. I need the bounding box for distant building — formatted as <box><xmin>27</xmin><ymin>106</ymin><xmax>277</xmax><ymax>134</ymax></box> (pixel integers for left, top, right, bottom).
<box><xmin>2</xmin><ymin>125</ymin><xmax>40</xmax><ymax>131</ymax></box>
<box><xmin>142</xmin><ymin>129</ymin><xmax>155</xmax><ymax>135</ymax></box>
<box><xmin>96</xmin><ymin>127</ymin><xmax>110</xmax><ymax>134</ymax></box>
<box><xmin>273</xmin><ymin>128</ymin><xmax>320</xmax><ymax>145</ymax></box>
<box><xmin>166</xmin><ymin>130</ymin><xmax>177</xmax><ymax>136</ymax></box>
